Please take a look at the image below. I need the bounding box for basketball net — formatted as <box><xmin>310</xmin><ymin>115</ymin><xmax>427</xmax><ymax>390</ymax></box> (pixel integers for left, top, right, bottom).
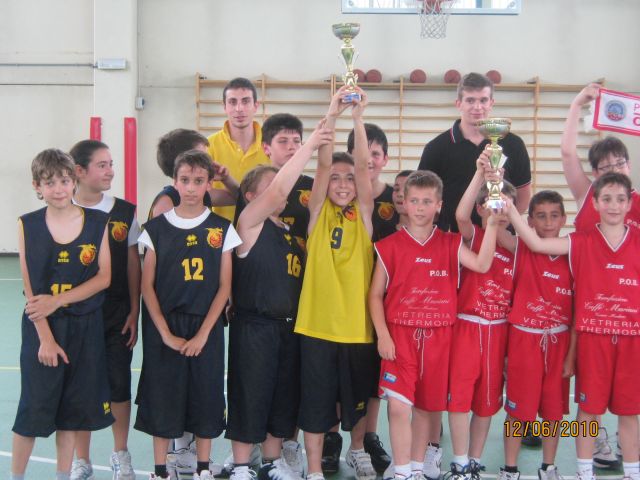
<box><xmin>418</xmin><ymin>0</ymin><xmax>455</xmax><ymax>39</ymax></box>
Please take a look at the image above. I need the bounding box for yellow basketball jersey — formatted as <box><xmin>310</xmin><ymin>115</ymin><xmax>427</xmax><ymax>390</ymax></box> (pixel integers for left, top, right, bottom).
<box><xmin>295</xmin><ymin>199</ymin><xmax>374</xmax><ymax>343</ymax></box>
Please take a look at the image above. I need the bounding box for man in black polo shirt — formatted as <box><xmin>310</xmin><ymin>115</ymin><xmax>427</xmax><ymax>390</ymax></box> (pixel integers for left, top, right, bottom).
<box><xmin>418</xmin><ymin>72</ymin><xmax>531</xmax><ymax>231</ymax></box>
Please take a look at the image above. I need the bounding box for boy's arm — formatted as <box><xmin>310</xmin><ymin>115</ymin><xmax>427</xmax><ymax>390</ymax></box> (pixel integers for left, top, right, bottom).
<box><xmin>561</xmin><ymin>84</ymin><xmax>600</xmax><ymax>207</ymax></box>
<box><xmin>368</xmin><ymin>259</ymin><xmax>395</xmax><ymax>361</ymax></box>
<box><xmin>123</xmin><ymin>244</ymin><xmax>141</xmax><ymax>349</ymax></box>
<box><xmin>351</xmin><ymin>88</ymin><xmax>374</xmax><ymax>236</ymax></box>
<box><xmin>459</xmin><ymin>211</ymin><xmax>499</xmax><ymax>273</ymax></box>
<box><xmin>237</xmin><ymin>120</ymin><xmax>332</xmax><ymax>255</ymax></box>
<box><xmin>497</xmin><ymin>227</ymin><xmax>517</xmax><ymax>253</ymax></box>
<box><xmin>307</xmin><ymin>86</ymin><xmax>352</xmax><ymax>234</ymax></box>
<box><xmin>25</xmin><ymin>226</ymin><xmax>112</xmax><ymax>322</ymax></box>
<box><xmin>18</xmin><ymin>221</ymin><xmax>69</xmax><ymax>367</ymax></box>
<box><xmin>209</xmin><ymin>164</ymin><xmax>240</xmax><ymax>206</ymax></box>
<box><xmin>563</xmin><ymin>327</ymin><xmax>577</xmax><ymax>378</ymax></box>
<box><xmin>506</xmin><ymin>199</ymin><xmax>569</xmax><ymax>256</ymax></box>
<box><xmin>150</xmin><ymin>195</ymin><xmax>174</xmax><ymax>219</ymax></box>
<box><xmin>140</xmin><ymin>248</ymin><xmax>186</xmax><ymax>352</ymax></box>
<box><xmin>455</xmin><ymin>148</ymin><xmax>491</xmax><ymax>242</ymax></box>
<box><xmin>181</xmin><ymin>249</ymin><xmax>232</xmax><ymax>357</ymax></box>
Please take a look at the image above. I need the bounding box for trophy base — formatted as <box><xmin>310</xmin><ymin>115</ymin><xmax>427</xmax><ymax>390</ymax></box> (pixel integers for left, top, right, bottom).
<box><xmin>342</xmin><ymin>91</ymin><xmax>361</xmax><ymax>103</ymax></box>
<box><xmin>486</xmin><ymin>197</ymin><xmax>506</xmax><ymax>211</ymax></box>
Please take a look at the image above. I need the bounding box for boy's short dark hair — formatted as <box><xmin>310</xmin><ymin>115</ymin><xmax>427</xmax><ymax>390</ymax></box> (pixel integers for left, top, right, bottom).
<box><xmin>332</xmin><ymin>152</ymin><xmax>355</xmax><ymax>166</ymax></box>
<box><xmin>346</xmin><ymin>123</ymin><xmax>388</xmax><ymax>156</ymax></box>
<box><xmin>240</xmin><ymin>165</ymin><xmax>279</xmax><ymax>201</ymax></box>
<box><xmin>157</xmin><ymin>129</ymin><xmax>209</xmax><ymax>178</ymax></box>
<box><xmin>69</xmin><ymin>140</ymin><xmax>109</xmax><ymax>168</ymax></box>
<box><xmin>587</xmin><ymin>136</ymin><xmax>629</xmax><ymax>171</ymax></box>
<box><xmin>457</xmin><ymin>72</ymin><xmax>494</xmax><ymax>100</ymax></box>
<box><xmin>403</xmin><ymin>170</ymin><xmax>443</xmax><ymax>200</ymax></box>
<box><xmin>173</xmin><ymin>150</ymin><xmax>216</xmax><ymax>181</ymax></box>
<box><xmin>476</xmin><ymin>180</ymin><xmax>517</xmax><ymax>206</ymax></box>
<box><xmin>262</xmin><ymin>113</ymin><xmax>303</xmax><ymax>145</ymax></box>
<box><xmin>395</xmin><ymin>170</ymin><xmax>413</xmax><ymax>181</ymax></box>
<box><xmin>593</xmin><ymin>172</ymin><xmax>632</xmax><ymax>200</ymax></box>
<box><xmin>528</xmin><ymin>190</ymin><xmax>565</xmax><ymax>217</ymax></box>
<box><xmin>31</xmin><ymin>149</ymin><xmax>76</xmax><ymax>199</ymax></box>
<box><xmin>223</xmin><ymin>77</ymin><xmax>257</xmax><ymax>104</ymax></box>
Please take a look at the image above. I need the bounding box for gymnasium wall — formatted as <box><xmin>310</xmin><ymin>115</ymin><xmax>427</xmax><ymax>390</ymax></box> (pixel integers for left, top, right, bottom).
<box><xmin>1</xmin><ymin>0</ymin><xmax>638</xmax><ymax>252</ymax></box>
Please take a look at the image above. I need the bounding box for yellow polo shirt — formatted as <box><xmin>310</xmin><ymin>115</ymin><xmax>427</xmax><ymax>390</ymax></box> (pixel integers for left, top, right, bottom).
<box><xmin>207</xmin><ymin>121</ymin><xmax>270</xmax><ymax>221</ymax></box>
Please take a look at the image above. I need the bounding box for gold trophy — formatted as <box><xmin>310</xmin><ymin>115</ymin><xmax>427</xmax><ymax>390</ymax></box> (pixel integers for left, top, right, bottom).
<box><xmin>476</xmin><ymin>118</ymin><xmax>511</xmax><ymax>210</ymax></box>
<box><xmin>332</xmin><ymin>22</ymin><xmax>361</xmax><ymax>102</ymax></box>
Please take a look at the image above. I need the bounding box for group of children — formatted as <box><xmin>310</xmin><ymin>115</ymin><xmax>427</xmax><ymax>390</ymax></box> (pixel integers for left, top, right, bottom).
<box><xmin>9</xmin><ymin>78</ymin><xmax>640</xmax><ymax>480</ymax></box>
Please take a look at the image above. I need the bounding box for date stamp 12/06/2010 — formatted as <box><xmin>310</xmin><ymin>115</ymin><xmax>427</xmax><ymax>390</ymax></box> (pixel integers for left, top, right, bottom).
<box><xmin>504</xmin><ymin>420</ymin><xmax>599</xmax><ymax>438</ymax></box>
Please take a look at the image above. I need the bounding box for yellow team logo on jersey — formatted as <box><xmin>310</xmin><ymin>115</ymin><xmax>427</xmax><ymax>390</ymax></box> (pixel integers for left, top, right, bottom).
<box><xmin>342</xmin><ymin>204</ymin><xmax>357</xmax><ymax>222</ymax></box>
<box><xmin>298</xmin><ymin>189</ymin><xmax>311</xmax><ymax>207</ymax></box>
<box><xmin>186</xmin><ymin>234</ymin><xmax>198</xmax><ymax>247</ymax></box>
<box><xmin>78</xmin><ymin>244</ymin><xmax>97</xmax><ymax>266</ymax></box>
<box><xmin>103</xmin><ymin>401</ymin><xmax>111</xmax><ymax>415</ymax></box>
<box><xmin>58</xmin><ymin>250</ymin><xmax>70</xmax><ymax>263</ymax></box>
<box><xmin>356</xmin><ymin>401</ymin><xmax>366</xmax><ymax>411</ymax></box>
<box><xmin>377</xmin><ymin>202</ymin><xmax>395</xmax><ymax>221</ymax></box>
<box><xmin>206</xmin><ymin>228</ymin><xmax>223</xmax><ymax>249</ymax></box>
<box><xmin>295</xmin><ymin>236</ymin><xmax>306</xmax><ymax>252</ymax></box>
<box><xmin>284</xmin><ymin>233</ymin><xmax>292</xmax><ymax>244</ymax></box>
<box><xmin>110</xmin><ymin>221</ymin><xmax>129</xmax><ymax>242</ymax></box>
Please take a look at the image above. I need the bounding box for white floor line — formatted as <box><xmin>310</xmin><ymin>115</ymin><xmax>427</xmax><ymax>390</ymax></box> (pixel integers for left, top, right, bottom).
<box><xmin>0</xmin><ymin>450</ymin><xmax>152</xmax><ymax>475</ymax></box>
<box><xmin>0</xmin><ymin>278</ymin><xmax>21</xmax><ymax>281</ymax></box>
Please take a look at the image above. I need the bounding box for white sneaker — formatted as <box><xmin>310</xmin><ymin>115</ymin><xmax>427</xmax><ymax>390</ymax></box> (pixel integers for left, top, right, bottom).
<box><xmin>71</xmin><ymin>459</ymin><xmax>95</xmax><ymax>480</ymax></box>
<box><xmin>111</xmin><ymin>450</ymin><xmax>136</xmax><ymax>480</ymax></box>
<box><xmin>220</xmin><ymin>445</ymin><xmax>263</xmax><ymax>477</ymax></box>
<box><xmin>306</xmin><ymin>473</ymin><xmax>325</xmax><ymax>480</ymax></box>
<box><xmin>383</xmin><ymin>463</ymin><xmax>395</xmax><ymax>480</ymax></box>
<box><xmin>345</xmin><ymin>449</ymin><xmax>377</xmax><ymax>480</ymax></box>
<box><xmin>231</xmin><ymin>465</ymin><xmax>258</xmax><ymax>480</ymax></box>
<box><xmin>423</xmin><ymin>445</ymin><xmax>443</xmax><ymax>480</ymax></box>
<box><xmin>497</xmin><ymin>468</ymin><xmax>520</xmax><ymax>480</ymax></box>
<box><xmin>593</xmin><ymin>427</ymin><xmax>620</xmax><ymax>469</ymax></box>
<box><xmin>282</xmin><ymin>440</ymin><xmax>305</xmax><ymax>477</ymax></box>
<box><xmin>575</xmin><ymin>473</ymin><xmax>595</xmax><ymax>480</ymax></box>
<box><xmin>167</xmin><ymin>441</ymin><xmax>197</xmax><ymax>477</ymax></box>
<box><xmin>443</xmin><ymin>463</ymin><xmax>470</xmax><ymax>480</ymax></box>
<box><xmin>195</xmin><ymin>471</ymin><xmax>216</xmax><ymax>480</ymax></box>
<box><xmin>623</xmin><ymin>474</ymin><xmax>640</xmax><ymax>480</ymax></box>
<box><xmin>258</xmin><ymin>458</ymin><xmax>301</xmax><ymax>480</ymax></box>
<box><xmin>538</xmin><ymin>465</ymin><xmax>562</xmax><ymax>480</ymax></box>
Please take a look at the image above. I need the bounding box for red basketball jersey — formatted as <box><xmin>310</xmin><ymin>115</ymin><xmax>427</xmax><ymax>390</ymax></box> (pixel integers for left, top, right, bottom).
<box><xmin>458</xmin><ymin>225</ymin><xmax>514</xmax><ymax>321</ymax></box>
<box><xmin>508</xmin><ymin>239</ymin><xmax>573</xmax><ymax>329</ymax></box>
<box><xmin>569</xmin><ymin>227</ymin><xmax>640</xmax><ymax>336</ymax></box>
<box><xmin>574</xmin><ymin>184</ymin><xmax>640</xmax><ymax>232</ymax></box>
<box><xmin>375</xmin><ymin>227</ymin><xmax>462</xmax><ymax>328</ymax></box>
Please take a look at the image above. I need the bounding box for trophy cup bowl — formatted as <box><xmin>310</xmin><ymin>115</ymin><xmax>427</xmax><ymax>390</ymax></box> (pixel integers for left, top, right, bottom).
<box><xmin>476</xmin><ymin>118</ymin><xmax>512</xmax><ymax>210</ymax></box>
<box><xmin>332</xmin><ymin>22</ymin><xmax>361</xmax><ymax>103</ymax></box>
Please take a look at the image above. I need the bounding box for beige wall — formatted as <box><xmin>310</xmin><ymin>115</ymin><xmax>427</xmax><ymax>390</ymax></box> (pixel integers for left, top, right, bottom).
<box><xmin>1</xmin><ymin>0</ymin><xmax>639</xmax><ymax>251</ymax></box>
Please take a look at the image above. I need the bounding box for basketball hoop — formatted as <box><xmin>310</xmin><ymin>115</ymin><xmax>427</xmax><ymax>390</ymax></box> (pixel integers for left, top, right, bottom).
<box><xmin>418</xmin><ymin>0</ymin><xmax>455</xmax><ymax>39</ymax></box>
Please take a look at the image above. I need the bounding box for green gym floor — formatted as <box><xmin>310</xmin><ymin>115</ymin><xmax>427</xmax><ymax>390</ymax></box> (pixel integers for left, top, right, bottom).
<box><xmin>0</xmin><ymin>256</ymin><xmax>623</xmax><ymax>479</ymax></box>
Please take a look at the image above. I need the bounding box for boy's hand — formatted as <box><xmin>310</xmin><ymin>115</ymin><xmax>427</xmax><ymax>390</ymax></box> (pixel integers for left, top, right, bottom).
<box><xmin>327</xmin><ymin>85</ymin><xmax>353</xmax><ymax>118</ymax></box>
<box><xmin>26</xmin><ymin>294</ymin><xmax>62</xmax><ymax>322</ymax></box>
<box><xmin>213</xmin><ymin>163</ymin><xmax>229</xmax><ymax>182</ymax></box>
<box><xmin>38</xmin><ymin>338</ymin><xmax>69</xmax><ymax>367</ymax></box>
<box><xmin>121</xmin><ymin>312</ymin><xmax>138</xmax><ymax>349</ymax></box>
<box><xmin>477</xmin><ymin>145</ymin><xmax>503</xmax><ymax>183</ymax></box>
<box><xmin>350</xmin><ymin>87</ymin><xmax>368</xmax><ymax>119</ymax></box>
<box><xmin>486</xmin><ymin>195</ymin><xmax>510</xmax><ymax>222</ymax></box>
<box><xmin>562</xmin><ymin>355</ymin><xmax>575</xmax><ymax>378</ymax></box>
<box><xmin>162</xmin><ymin>332</ymin><xmax>187</xmax><ymax>352</ymax></box>
<box><xmin>377</xmin><ymin>333</ymin><xmax>396</xmax><ymax>361</ymax></box>
<box><xmin>305</xmin><ymin>118</ymin><xmax>333</xmax><ymax>151</ymax></box>
<box><xmin>573</xmin><ymin>83</ymin><xmax>600</xmax><ymax>107</ymax></box>
<box><xmin>180</xmin><ymin>332</ymin><xmax>208</xmax><ymax>357</ymax></box>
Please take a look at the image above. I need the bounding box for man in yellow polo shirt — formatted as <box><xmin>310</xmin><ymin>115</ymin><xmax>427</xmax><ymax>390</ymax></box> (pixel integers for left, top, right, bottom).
<box><xmin>208</xmin><ymin>77</ymin><xmax>270</xmax><ymax>222</ymax></box>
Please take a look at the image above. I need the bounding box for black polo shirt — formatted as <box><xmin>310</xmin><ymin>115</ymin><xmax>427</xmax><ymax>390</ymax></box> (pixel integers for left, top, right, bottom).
<box><xmin>418</xmin><ymin>119</ymin><xmax>531</xmax><ymax>232</ymax></box>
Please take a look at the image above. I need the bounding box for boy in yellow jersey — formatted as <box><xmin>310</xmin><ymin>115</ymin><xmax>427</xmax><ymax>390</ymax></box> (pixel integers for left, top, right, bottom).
<box><xmin>295</xmin><ymin>86</ymin><xmax>376</xmax><ymax>480</ymax></box>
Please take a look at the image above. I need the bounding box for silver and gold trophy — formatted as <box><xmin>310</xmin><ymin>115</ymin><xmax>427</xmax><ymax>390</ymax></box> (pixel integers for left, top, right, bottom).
<box><xmin>476</xmin><ymin>118</ymin><xmax>511</xmax><ymax>210</ymax></box>
<box><xmin>332</xmin><ymin>22</ymin><xmax>361</xmax><ymax>102</ymax></box>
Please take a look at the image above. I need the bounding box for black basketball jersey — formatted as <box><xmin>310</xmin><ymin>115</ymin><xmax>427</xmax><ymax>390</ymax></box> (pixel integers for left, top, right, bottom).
<box><xmin>232</xmin><ymin>219</ymin><xmax>305</xmax><ymax>320</ymax></box>
<box><xmin>21</xmin><ymin>207</ymin><xmax>109</xmax><ymax>317</ymax></box>
<box><xmin>372</xmin><ymin>184</ymin><xmax>398</xmax><ymax>242</ymax></box>
<box><xmin>234</xmin><ymin>174</ymin><xmax>313</xmax><ymax>251</ymax></box>
<box><xmin>105</xmin><ymin>198</ymin><xmax>136</xmax><ymax>302</ymax></box>
<box><xmin>143</xmin><ymin>211</ymin><xmax>230</xmax><ymax>316</ymax></box>
<box><xmin>147</xmin><ymin>185</ymin><xmax>213</xmax><ymax>220</ymax></box>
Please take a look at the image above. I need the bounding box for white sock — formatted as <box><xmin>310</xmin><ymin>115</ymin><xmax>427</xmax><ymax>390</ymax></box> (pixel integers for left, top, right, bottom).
<box><xmin>452</xmin><ymin>455</ymin><xmax>469</xmax><ymax>468</ymax></box>
<box><xmin>577</xmin><ymin>458</ymin><xmax>593</xmax><ymax>477</ymax></box>
<box><xmin>411</xmin><ymin>461</ymin><xmax>424</xmax><ymax>473</ymax></box>
<box><xmin>396</xmin><ymin>463</ymin><xmax>412</xmax><ymax>478</ymax></box>
<box><xmin>470</xmin><ymin>457</ymin><xmax>482</xmax><ymax>466</ymax></box>
<box><xmin>174</xmin><ymin>432</ymin><xmax>194</xmax><ymax>450</ymax></box>
<box><xmin>623</xmin><ymin>462</ymin><xmax>640</xmax><ymax>477</ymax></box>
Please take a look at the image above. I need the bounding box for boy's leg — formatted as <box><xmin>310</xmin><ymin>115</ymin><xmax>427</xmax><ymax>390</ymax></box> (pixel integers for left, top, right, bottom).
<box><xmin>57</xmin><ymin>430</ymin><xmax>77</xmax><ymax>474</ymax></box>
<box><xmin>575</xmin><ymin>410</ymin><xmax>597</xmax><ymax>478</ymax></box>
<box><xmin>618</xmin><ymin>415</ymin><xmax>640</xmax><ymax>462</ymax></box>
<box><xmin>195</xmin><ymin>436</ymin><xmax>212</xmax><ymax>474</ymax></box>
<box><xmin>411</xmin><ymin>409</ymin><xmax>430</xmax><ymax>464</ymax></box>
<box><xmin>388</xmin><ymin>398</ymin><xmax>412</xmax><ymax>466</ymax></box>
<box><xmin>503</xmin><ymin>415</ymin><xmax>522</xmax><ymax>468</ymax></box>
<box><xmin>541</xmin><ymin>430</ymin><xmax>561</xmax><ymax>466</ymax></box>
<box><xmin>305</xmin><ymin>431</ymin><xmax>325</xmax><ymax>475</ymax></box>
<box><xmin>364</xmin><ymin>398</ymin><xmax>391</xmax><ymax>473</ymax></box>
<box><xmin>11</xmin><ymin>433</ymin><xmax>35</xmax><ymax>476</ymax></box>
<box><xmin>468</xmin><ymin>414</ymin><xmax>492</xmax><ymax>460</ymax></box>
<box><xmin>449</xmin><ymin>412</ymin><xmax>470</xmax><ymax>459</ymax></box>
<box><xmin>111</xmin><ymin>400</ymin><xmax>132</xmax><ymax>451</ymax></box>
<box><xmin>75</xmin><ymin>431</ymin><xmax>92</xmax><ymax>461</ymax></box>
<box><xmin>233</xmin><ymin>441</ymin><xmax>258</xmax><ymax>465</ymax></box>
<box><xmin>154</xmin><ymin>437</ymin><xmax>172</xmax><ymax>478</ymax></box>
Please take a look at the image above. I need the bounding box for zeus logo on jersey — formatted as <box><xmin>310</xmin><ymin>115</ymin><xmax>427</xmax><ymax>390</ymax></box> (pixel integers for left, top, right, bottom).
<box><xmin>494</xmin><ymin>252</ymin><xmax>510</xmax><ymax>263</ymax></box>
<box><xmin>606</xmin><ymin>263</ymin><xmax>624</xmax><ymax>270</ymax></box>
<box><xmin>415</xmin><ymin>257</ymin><xmax>432</xmax><ymax>263</ymax></box>
<box><xmin>543</xmin><ymin>271</ymin><xmax>560</xmax><ymax>280</ymax></box>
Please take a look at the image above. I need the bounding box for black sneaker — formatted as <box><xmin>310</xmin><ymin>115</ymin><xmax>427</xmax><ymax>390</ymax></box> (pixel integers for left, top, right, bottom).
<box><xmin>363</xmin><ymin>432</ymin><xmax>391</xmax><ymax>473</ymax></box>
<box><xmin>469</xmin><ymin>460</ymin><xmax>486</xmax><ymax>480</ymax></box>
<box><xmin>521</xmin><ymin>425</ymin><xmax>542</xmax><ymax>448</ymax></box>
<box><xmin>321</xmin><ymin>432</ymin><xmax>343</xmax><ymax>474</ymax></box>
